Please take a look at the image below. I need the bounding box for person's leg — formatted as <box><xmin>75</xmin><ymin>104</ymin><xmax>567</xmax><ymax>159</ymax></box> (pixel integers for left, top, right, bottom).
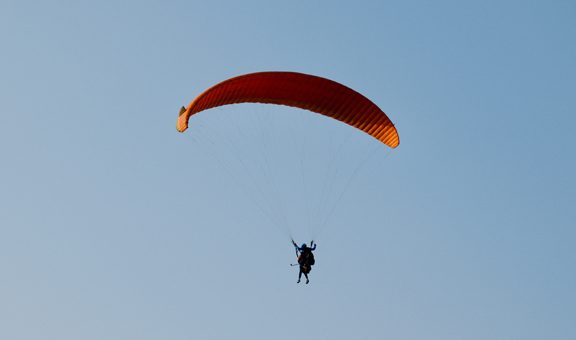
<box><xmin>304</xmin><ymin>272</ymin><xmax>309</xmax><ymax>284</ymax></box>
<box><xmin>297</xmin><ymin>267</ymin><xmax>303</xmax><ymax>283</ymax></box>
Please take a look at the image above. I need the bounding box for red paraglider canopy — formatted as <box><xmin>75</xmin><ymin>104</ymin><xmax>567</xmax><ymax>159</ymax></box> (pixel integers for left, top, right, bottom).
<box><xmin>177</xmin><ymin>71</ymin><xmax>399</xmax><ymax>148</ymax></box>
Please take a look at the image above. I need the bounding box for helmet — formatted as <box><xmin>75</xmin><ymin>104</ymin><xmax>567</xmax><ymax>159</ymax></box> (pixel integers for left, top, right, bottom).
<box><xmin>301</xmin><ymin>243</ymin><xmax>307</xmax><ymax>249</ymax></box>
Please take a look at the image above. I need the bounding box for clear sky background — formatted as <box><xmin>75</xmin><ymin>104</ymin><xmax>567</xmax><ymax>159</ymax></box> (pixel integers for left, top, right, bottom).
<box><xmin>1</xmin><ymin>1</ymin><xmax>575</xmax><ymax>339</ymax></box>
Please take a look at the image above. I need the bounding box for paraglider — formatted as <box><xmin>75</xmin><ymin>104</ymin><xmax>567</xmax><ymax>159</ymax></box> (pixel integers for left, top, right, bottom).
<box><xmin>177</xmin><ymin>71</ymin><xmax>400</xmax><ymax>283</ymax></box>
<box><xmin>292</xmin><ymin>240</ymin><xmax>316</xmax><ymax>284</ymax></box>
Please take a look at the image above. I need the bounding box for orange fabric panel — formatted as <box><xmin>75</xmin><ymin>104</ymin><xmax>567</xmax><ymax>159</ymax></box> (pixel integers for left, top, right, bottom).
<box><xmin>177</xmin><ymin>72</ymin><xmax>399</xmax><ymax>148</ymax></box>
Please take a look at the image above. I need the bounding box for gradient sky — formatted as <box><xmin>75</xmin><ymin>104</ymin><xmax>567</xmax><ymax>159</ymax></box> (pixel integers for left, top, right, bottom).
<box><xmin>1</xmin><ymin>1</ymin><xmax>575</xmax><ymax>339</ymax></box>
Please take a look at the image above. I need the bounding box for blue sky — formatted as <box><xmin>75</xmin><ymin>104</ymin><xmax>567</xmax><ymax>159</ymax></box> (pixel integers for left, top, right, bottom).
<box><xmin>1</xmin><ymin>1</ymin><xmax>575</xmax><ymax>339</ymax></box>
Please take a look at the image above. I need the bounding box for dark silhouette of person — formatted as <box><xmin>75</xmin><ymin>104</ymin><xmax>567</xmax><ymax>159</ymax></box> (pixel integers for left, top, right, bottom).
<box><xmin>292</xmin><ymin>240</ymin><xmax>316</xmax><ymax>284</ymax></box>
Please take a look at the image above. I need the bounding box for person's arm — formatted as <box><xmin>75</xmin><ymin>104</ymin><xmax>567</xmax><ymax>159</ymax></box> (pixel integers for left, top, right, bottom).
<box><xmin>310</xmin><ymin>241</ymin><xmax>316</xmax><ymax>251</ymax></box>
<box><xmin>292</xmin><ymin>240</ymin><xmax>300</xmax><ymax>251</ymax></box>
